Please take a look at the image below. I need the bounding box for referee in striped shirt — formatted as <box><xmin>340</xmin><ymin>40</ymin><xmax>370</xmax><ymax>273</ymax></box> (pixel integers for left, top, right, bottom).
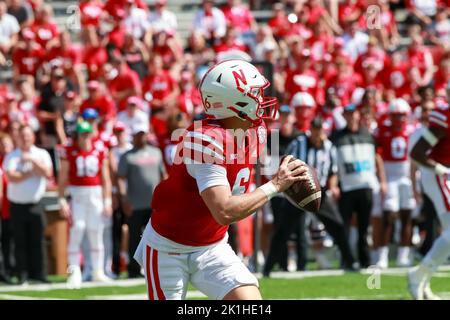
<box><xmin>263</xmin><ymin>118</ymin><xmax>356</xmax><ymax>276</ymax></box>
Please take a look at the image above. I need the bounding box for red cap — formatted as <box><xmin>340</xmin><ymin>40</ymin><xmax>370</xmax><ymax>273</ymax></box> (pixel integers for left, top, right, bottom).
<box><xmin>113</xmin><ymin>121</ymin><xmax>126</xmax><ymax>132</ymax></box>
<box><xmin>87</xmin><ymin>80</ymin><xmax>100</xmax><ymax>90</ymax></box>
<box><xmin>127</xmin><ymin>96</ymin><xmax>142</xmax><ymax>107</ymax></box>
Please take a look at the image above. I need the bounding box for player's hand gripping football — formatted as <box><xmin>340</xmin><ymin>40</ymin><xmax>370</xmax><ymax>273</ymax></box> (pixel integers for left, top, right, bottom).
<box><xmin>271</xmin><ymin>155</ymin><xmax>309</xmax><ymax>193</ymax></box>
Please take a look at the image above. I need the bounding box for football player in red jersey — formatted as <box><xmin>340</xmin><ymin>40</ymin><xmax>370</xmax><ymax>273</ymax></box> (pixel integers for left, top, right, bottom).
<box><xmin>375</xmin><ymin>99</ymin><xmax>416</xmax><ymax>268</ymax></box>
<box><xmin>58</xmin><ymin>121</ymin><xmax>112</xmax><ymax>289</ymax></box>
<box><xmin>408</xmin><ymin>85</ymin><xmax>450</xmax><ymax>300</ymax></box>
<box><xmin>133</xmin><ymin>60</ymin><xmax>309</xmax><ymax>300</ymax></box>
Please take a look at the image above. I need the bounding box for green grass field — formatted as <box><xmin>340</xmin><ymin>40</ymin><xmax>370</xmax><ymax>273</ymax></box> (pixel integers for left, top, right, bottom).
<box><xmin>1</xmin><ymin>268</ymin><xmax>450</xmax><ymax>300</ymax></box>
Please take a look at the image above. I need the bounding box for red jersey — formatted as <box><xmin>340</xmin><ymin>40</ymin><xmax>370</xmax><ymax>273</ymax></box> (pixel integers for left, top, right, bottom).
<box><xmin>12</xmin><ymin>45</ymin><xmax>45</xmax><ymax>76</ymax></box>
<box><xmin>429</xmin><ymin>105</ymin><xmax>450</xmax><ymax>165</ymax></box>
<box><xmin>268</xmin><ymin>15</ymin><xmax>291</xmax><ymax>38</ymax></box>
<box><xmin>384</xmin><ymin>62</ymin><xmax>411</xmax><ymax>97</ymax></box>
<box><xmin>93</xmin><ymin>131</ymin><xmax>117</xmax><ymax>150</ymax></box>
<box><xmin>376</xmin><ymin>123</ymin><xmax>415</xmax><ymax>162</ymax></box>
<box><xmin>60</xmin><ymin>142</ymin><xmax>105</xmax><ymax>186</ymax></box>
<box><xmin>221</xmin><ymin>4</ymin><xmax>254</xmax><ymax>32</ymax></box>
<box><xmin>376</xmin><ymin>122</ymin><xmax>416</xmax><ymax>179</ymax></box>
<box><xmin>83</xmin><ymin>45</ymin><xmax>108</xmax><ymax>79</ymax></box>
<box><xmin>30</xmin><ymin>21</ymin><xmax>59</xmax><ymax>49</ymax></box>
<box><xmin>109</xmin><ymin>67</ymin><xmax>141</xmax><ymax>111</ymax></box>
<box><xmin>408</xmin><ymin>46</ymin><xmax>433</xmax><ymax>77</ymax></box>
<box><xmin>142</xmin><ymin>70</ymin><xmax>175</xmax><ymax>106</ymax></box>
<box><xmin>285</xmin><ymin>68</ymin><xmax>319</xmax><ymax>101</ymax></box>
<box><xmin>150</xmin><ymin>119</ymin><xmax>267</xmax><ymax>246</ymax></box>
<box><xmin>80</xmin><ymin>1</ymin><xmax>104</xmax><ymax>27</ymax></box>
<box><xmin>326</xmin><ymin>72</ymin><xmax>362</xmax><ymax>106</ymax></box>
<box><xmin>46</xmin><ymin>45</ymin><xmax>80</xmax><ymax>67</ymax></box>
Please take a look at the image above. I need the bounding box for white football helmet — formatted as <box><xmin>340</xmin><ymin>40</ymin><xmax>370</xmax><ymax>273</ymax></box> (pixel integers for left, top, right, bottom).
<box><xmin>290</xmin><ymin>92</ymin><xmax>316</xmax><ymax>108</ymax></box>
<box><xmin>199</xmin><ymin>59</ymin><xmax>277</xmax><ymax>124</ymax></box>
<box><xmin>388</xmin><ymin>98</ymin><xmax>411</xmax><ymax>114</ymax></box>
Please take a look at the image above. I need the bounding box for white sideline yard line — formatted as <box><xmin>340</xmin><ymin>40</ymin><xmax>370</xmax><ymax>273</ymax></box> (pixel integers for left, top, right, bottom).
<box><xmin>1</xmin><ymin>266</ymin><xmax>450</xmax><ymax>293</ymax></box>
<box><xmin>302</xmin><ymin>292</ymin><xmax>450</xmax><ymax>300</ymax></box>
<box><xmin>88</xmin><ymin>291</ymin><xmax>207</xmax><ymax>300</ymax></box>
<box><xmin>0</xmin><ymin>293</ymin><xmax>66</xmax><ymax>300</ymax></box>
<box><xmin>0</xmin><ymin>278</ymin><xmax>146</xmax><ymax>292</ymax></box>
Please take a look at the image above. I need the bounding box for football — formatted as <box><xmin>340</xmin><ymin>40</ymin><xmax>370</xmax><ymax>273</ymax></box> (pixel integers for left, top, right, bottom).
<box><xmin>283</xmin><ymin>157</ymin><xmax>322</xmax><ymax>213</ymax></box>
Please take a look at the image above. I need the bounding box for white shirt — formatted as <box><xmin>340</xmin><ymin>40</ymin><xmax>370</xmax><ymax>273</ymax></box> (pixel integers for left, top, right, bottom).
<box><xmin>148</xmin><ymin>9</ymin><xmax>177</xmax><ymax>34</ymax></box>
<box><xmin>4</xmin><ymin>146</ymin><xmax>53</xmax><ymax>204</ymax></box>
<box><xmin>124</xmin><ymin>7</ymin><xmax>150</xmax><ymax>39</ymax></box>
<box><xmin>342</xmin><ymin>31</ymin><xmax>369</xmax><ymax>62</ymax></box>
<box><xmin>192</xmin><ymin>8</ymin><xmax>226</xmax><ymax>39</ymax></box>
<box><xmin>0</xmin><ymin>13</ymin><xmax>19</xmax><ymax>45</ymax></box>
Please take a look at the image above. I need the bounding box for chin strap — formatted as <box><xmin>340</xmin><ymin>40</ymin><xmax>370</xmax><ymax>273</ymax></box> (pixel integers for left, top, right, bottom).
<box><xmin>227</xmin><ymin>106</ymin><xmax>260</xmax><ymax>125</ymax></box>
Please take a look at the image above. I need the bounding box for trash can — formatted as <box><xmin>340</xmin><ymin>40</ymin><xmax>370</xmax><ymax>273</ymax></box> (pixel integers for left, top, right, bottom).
<box><xmin>42</xmin><ymin>192</ymin><xmax>68</xmax><ymax>276</ymax></box>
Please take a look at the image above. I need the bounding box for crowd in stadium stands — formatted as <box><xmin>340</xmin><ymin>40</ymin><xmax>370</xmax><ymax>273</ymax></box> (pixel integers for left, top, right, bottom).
<box><xmin>0</xmin><ymin>0</ymin><xmax>449</xmax><ymax>285</ymax></box>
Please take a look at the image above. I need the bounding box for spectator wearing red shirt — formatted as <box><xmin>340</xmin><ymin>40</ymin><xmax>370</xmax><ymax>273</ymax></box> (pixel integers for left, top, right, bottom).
<box><xmin>338</xmin><ymin>0</ymin><xmax>363</xmax><ymax>26</ymax></box>
<box><xmin>354</xmin><ymin>37</ymin><xmax>390</xmax><ymax>79</ymax></box>
<box><xmin>177</xmin><ymin>69</ymin><xmax>202</xmax><ymax>121</ymax></box>
<box><xmin>80</xmin><ymin>0</ymin><xmax>105</xmax><ymax>29</ymax></box>
<box><xmin>80</xmin><ymin>80</ymin><xmax>116</xmax><ymax>126</ymax></box>
<box><xmin>46</xmin><ymin>31</ymin><xmax>83</xmax><ymax>91</ymax></box>
<box><xmin>307</xmin><ymin>20</ymin><xmax>336</xmax><ymax>62</ymax></box>
<box><xmin>384</xmin><ymin>50</ymin><xmax>412</xmax><ymax>99</ymax></box>
<box><xmin>407</xmin><ymin>34</ymin><xmax>435</xmax><ymax>89</ymax></box>
<box><xmin>108</xmin><ymin>50</ymin><xmax>141</xmax><ymax>112</ymax></box>
<box><xmin>268</xmin><ymin>2</ymin><xmax>291</xmax><ymax>39</ymax></box>
<box><xmin>30</xmin><ymin>4</ymin><xmax>59</xmax><ymax>50</ymax></box>
<box><xmin>358</xmin><ymin>0</ymin><xmax>399</xmax><ymax>49</ymax></box>
<box><xmin>151</xmin><ymin>30</ymin><xmax>183</xmax><ymax>69</ymax></box>
<box><xmin>326</xmin><ymin>55</ymin><xmax>362</xmax><ymax>107</ymax></box>
<box><xmin>221</xmin><ymin>0</ymin><xmax>256</xmax><ymax>34</ymax></box>
<box><xmin>142</xmin><ymin>55</ymin><xmax>178</xmax><ymax>113</ymax></box>
<box><xmin>435</xmin><ymin>57</ymin><xmax>450</xmax><ymax>96</ymax></box>
<box><xmin>287</xmin><ymin>5</ymin><xmax>313</xmax><ymax>40</ymax></box>
<box><xmin>83</xmin><ymin>28</ymin><xmax>108</xmax><ymax>80</ymax></box>
<box><xmin>285</xmin><ymin>48</ymin><xmax>319</xmax><ymax>103</ymax></box>
<box><xmin>360</xmin><ymin>58</ymin><xmax>385</xmax><ymax>92</ymax></box>
<box><xmin>291</xmin><ymin>91</ymin><xmax>316</xmax><ymax>133</ymax></box>
<box><xmin>104</xmin><ymin>0</ymin><xmax>148</xmax><ymax>20</ymax></box>
<box><xmin>11</xmin><ymin>28</ymin><xmax>45</xmax><ymax>80</ymax></box>
<box><xmin>107</xmin><ymin>9</ymin><xmax>127</xmax><ymax>50</ymax></box>
<box><xmin>213</xmin><ymin>27</ymin><xmax>248</xmax><ymax>54</ymax></box>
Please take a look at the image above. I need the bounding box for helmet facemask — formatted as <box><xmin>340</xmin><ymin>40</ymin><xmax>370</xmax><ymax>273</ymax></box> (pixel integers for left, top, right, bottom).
<box><xmin>230</xmin><ymin>79</ymin><xmax>278</xmax><ymax>124</ymax></box>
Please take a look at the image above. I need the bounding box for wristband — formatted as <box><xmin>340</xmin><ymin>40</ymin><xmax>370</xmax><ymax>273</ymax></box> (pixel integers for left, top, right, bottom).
<box><xmin>59</xmin><ymin>197</ymin><xmax>67</xmax><ymax>206</ymax></box>
<box><xmin>435</xmin><ymin>163</ymin><xmax>450</xmax><ymax>176</ymax></box>
<box><xmin>423</xmin><ymin>128</ymin><xmax>438</xmax><ymax>146</ymax></box>
<box><xmin>104</xmin><ymin>198</ymin><xmax>112</xmax><ymax>207</ymax></box>
<box><xmin>259</xmin><ymin>181</ymin><xmax>278</xmax><ymax>200</ymax></box>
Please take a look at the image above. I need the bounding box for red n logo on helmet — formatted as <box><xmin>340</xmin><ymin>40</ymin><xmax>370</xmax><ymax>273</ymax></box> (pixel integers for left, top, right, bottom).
<box><xmin>232</xmin><ymin>69</ymin><xmax>247</xmax><ymax>93</ymax></box>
